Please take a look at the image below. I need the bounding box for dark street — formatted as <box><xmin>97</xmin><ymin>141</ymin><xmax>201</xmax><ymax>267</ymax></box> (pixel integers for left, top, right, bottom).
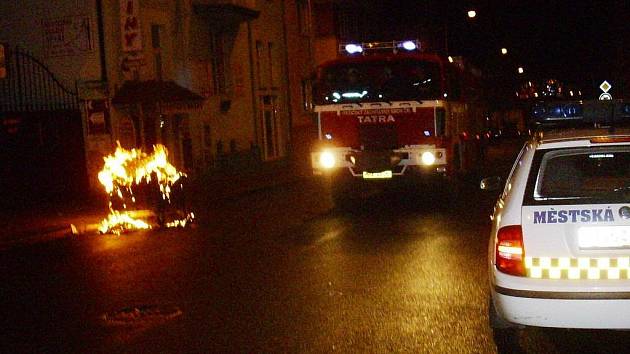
<box><xmin>2</xmin><ymin>143</ymin><xmax>506</xmax><ymax>353</ymax></box>
<box><xmin>2</xmin><ymin>1</ymin><xmax>630</xmax><ymax>352</ymax></box>
<box><xmin>5</xmin><ymin>140</ymin><xmax>630</xmax><ymax>353</ymax></box>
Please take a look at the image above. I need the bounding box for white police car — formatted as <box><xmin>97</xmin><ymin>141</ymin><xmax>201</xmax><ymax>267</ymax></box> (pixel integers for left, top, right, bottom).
<box><xmin>483</xmin><ymin>100</ymin><xmax>630</xmax><ymax>335</ymax></box>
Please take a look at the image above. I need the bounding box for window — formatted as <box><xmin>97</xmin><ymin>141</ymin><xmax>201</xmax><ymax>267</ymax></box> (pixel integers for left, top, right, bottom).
<box><xmin>260</xmin><ymin>95</ymin><xmax>279</xmax><ymax>159</ymax></box>
<box><xmin>268</xmin><ymin>42</ymin><xmax>278</xmax><ymax>88</ymax></box>
<box><xmin>256</xmin><ymin>40</ymin><xmax>279</xmax><ymax>90</ymax></box>
<box><xmin>533</xmin><ymin>147</ymin><xmax>630</xmax><ymax>202</ymax></box>
<box><xmin>151</xmin><ymin>24</ymin><xmax>163</xmax><ymax>80</ymax></box>
<box><xmin>210</xmin><ymin>32</ymin><xmax>228</xmax><ymax>94</ymax></box>
<box><xmin>256</xmin><ymin>40</ymin><xmax>267</xmax><ymax>89</ymax></box>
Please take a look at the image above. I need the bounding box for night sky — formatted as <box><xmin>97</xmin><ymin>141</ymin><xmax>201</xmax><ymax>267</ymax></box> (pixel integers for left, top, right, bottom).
<box><xmin>343</xmin><ymin>0</ymin><xmax>629</xmax><ymax>97</ymax></box>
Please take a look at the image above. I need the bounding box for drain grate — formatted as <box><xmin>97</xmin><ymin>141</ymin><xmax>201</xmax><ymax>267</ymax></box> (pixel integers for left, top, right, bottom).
<box><xmin>102</xmin><ymin>305</ymin><xmax>182</xmax><ymax>326</ymax></box>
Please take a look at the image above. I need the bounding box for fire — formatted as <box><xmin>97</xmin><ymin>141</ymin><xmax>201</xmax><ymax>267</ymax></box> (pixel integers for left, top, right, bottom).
<box><xmin>98</xmin><ymin>211</ymin><xmax>151</xmax><ymax>235</ymax></box>
<box><xmin>98</xmin><ymin>142</ymin><xmax>194</xmax><ymax>235</ymax></box>
<box><xmin>165</xmin><ymin>212</ymin><xmax>195</xmax><ymax>228</ymax></box>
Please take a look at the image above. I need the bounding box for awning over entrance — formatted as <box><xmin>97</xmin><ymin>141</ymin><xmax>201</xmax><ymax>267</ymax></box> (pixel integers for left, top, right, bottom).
<box><xmin>112</xmin><ymin>80</ymin><xmax>205</xmax><ymax>112</ymax></box>
<box><xmin>193</xmin><ymin>2</ymin><xmax>260</xmax><ymax>27</ymax></box>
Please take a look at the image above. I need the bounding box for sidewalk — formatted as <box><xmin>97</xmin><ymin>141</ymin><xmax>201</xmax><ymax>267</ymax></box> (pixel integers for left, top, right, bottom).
<box><xmin>0</xmin><ymin>159</ymin><xmax>310</xmax><ymax>250</ymax></box>
<box><xmin>0</xmin><ymin>197</ymin><xmax>105</xmax><ymax>250</ymax></box>
<box><xmin>189</xmin><ymin>158</ymin><xmax>309</xmax><ymax>203</ymax></box>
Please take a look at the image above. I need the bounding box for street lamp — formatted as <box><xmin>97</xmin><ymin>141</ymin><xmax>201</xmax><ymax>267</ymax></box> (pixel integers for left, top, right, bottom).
<box><xmin>517</xmin><ymin>67</ymin><xmax>524</xmax><ymax>74</ymax></box>
<box><xmin>467</xmin><ymin>10</ymin><xmax>477</xmax><ymax>18</ymax></box>
<box><xmin>501</xmin><ymin>48</ymin><xmax>508</xmax><ymax>55</ymax></box>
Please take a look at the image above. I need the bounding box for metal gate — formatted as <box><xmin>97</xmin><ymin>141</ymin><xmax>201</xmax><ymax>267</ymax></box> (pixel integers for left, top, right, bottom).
<box><xmin>0</xmin><ymin>46</ymin><xmax>87</xmax><ymax>208</ymax></box>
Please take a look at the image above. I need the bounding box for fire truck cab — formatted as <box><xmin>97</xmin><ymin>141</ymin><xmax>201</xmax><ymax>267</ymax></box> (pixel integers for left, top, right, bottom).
<box><xmin>311</xmin><ymin>41</ymin><xmax>486</xmax><ymax>204</ymax></box>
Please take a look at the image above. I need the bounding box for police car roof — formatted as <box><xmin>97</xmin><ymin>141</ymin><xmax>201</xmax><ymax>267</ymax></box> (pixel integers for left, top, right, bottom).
<box><xmin>536</xmin><ymin>127</ymin><xmax>630</xmax><ymax>148</ymax></box>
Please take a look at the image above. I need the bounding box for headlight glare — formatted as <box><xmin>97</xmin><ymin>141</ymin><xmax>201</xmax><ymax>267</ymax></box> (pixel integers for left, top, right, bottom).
<box><xmin>319</xmin><ymin>151</ymin><xmax>336</xmax><ymax>169</ymax></box>
<box><xmin>421</xmin><ymin>151</ymin><xmax>436</xmax><ymax>165</ymax></box>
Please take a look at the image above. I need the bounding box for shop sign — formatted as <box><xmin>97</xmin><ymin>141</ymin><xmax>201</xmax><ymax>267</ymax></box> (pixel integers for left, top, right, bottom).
<box><xmin>86</xmin><ymin>99</ymin><xmax>110</xmax><ymax>135</ymax></box>
<box><xmin>42</xmin><ymin>16</ymin><xmax>93</xmax><ymax>57</ymax></box>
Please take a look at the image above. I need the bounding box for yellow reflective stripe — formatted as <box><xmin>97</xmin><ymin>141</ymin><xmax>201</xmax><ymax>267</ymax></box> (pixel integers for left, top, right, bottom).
<box><xmin>525</xmin><ymin>257</ymin><xmax>630</xmax><ymax>280</ymax></box>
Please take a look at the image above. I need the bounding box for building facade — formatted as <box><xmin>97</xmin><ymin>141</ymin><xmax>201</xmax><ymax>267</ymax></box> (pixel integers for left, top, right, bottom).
<box><xmin>0</xmin><ymin>0</ymin><xmax>317</xmax><ymax>197</ymax></box>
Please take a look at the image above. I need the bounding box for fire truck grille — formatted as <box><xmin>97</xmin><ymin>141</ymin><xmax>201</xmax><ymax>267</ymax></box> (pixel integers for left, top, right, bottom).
<box><xmin>354</xmin><ymin>151</ymin><xmax>404</xmax><ymax>173</ymax></box>
<box><xmin>358</xmin><ymin>124</ymin><xmax>397</xmax><ymax>151</ymax></box>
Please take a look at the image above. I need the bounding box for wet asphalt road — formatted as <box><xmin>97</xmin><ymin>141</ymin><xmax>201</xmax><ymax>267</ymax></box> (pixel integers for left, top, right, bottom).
<box><xmin>4</xmin><ymin>139</ymin><xmax>630</xmax><ymax>353</ymax></box>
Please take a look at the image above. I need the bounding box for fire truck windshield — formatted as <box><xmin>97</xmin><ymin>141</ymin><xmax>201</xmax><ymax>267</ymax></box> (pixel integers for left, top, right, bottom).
<box><xmin>315</xmin><ymin>59</ymin><xmax>441</xmax><ymax>104</ymax></box>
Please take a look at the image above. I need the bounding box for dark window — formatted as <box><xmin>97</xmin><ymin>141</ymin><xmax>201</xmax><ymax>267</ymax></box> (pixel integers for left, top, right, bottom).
<box><xmin>526</xmin><ymin>147</ymin><xmax>630</xmax><ymax>204</ymax></box>
<box><xmin>260</xmin><ymin>95</ymin><xmax>279</xmax><ymax>159</ymax></box>
<box><xmin>151</xmin><ymin>24</ymin><xmax>163</xmax><ymax>80</ymax></box>
<box><xmin>151</xmin><ymin>24</ymin><xmax>161</xmax><ymax>48</ymax></box>
<box><xmin>210</xmin><ymin>32</ymin><xmax>228</xmax><ymax>94</ymax></box>
<box><xmin>268</xmin><ymin>42</ymin><xmax>276</xmax><ymax>88</ymax></box>
<box><xmin>256</xmin><ymin>40</ymin><xmax>266</xmax><ymax>89</ymax></box>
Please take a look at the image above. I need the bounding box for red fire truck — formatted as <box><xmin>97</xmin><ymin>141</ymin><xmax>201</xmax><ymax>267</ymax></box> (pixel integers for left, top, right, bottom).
<box><xmin>311</xmin><ymin>40</ymin><xmax>486</xmax><ymax>204</ymax></box>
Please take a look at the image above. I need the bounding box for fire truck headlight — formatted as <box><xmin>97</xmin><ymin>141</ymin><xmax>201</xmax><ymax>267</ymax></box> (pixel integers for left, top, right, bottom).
<box><xmin>319</xmin><ymin>151</ymin><xmax>336</xmax><ymax>169</ymax></box>
<box><xmin>421</xmin><ymin>151</ymin><xmax>436</xmax><ymax>166</ymax></box>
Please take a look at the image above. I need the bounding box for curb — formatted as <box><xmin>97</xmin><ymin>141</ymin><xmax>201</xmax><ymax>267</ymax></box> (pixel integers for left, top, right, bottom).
<box><xmin>0</xmin><ymin>224</ymin><xmax>77</xmax><ymax>251</ymax></box>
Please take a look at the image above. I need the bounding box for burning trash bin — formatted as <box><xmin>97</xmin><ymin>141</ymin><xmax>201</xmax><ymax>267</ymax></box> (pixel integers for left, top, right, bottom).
<box><xmin>98</xmin><ymin>142</ymin><xmax>194</xmax><ymax>235</ymax></box>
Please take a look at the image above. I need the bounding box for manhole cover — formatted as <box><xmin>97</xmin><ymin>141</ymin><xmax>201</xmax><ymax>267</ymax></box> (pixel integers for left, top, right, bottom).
<box><xmin>102</xmin><ymin>305</ymin><xmax>182</xmax><ymax>326</ymax></box>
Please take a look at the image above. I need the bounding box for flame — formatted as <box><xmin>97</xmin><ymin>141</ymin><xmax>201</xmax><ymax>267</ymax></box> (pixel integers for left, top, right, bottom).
<box><xmin>165</xmin><ymin>212</ymin><xmax>195</xmax><ymax>228</ymax></box>
<box><xmin>98</xmin><ymin>211</ymin><xmax>151</xmax><ymax>234</ymax></box>
<box><xmin>98</xmin><ymin>142</ymin><xmax>193</xmax><ymax>235</ymax></box>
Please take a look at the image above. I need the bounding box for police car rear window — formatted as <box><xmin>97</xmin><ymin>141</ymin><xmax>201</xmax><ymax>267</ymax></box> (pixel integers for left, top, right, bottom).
<box><xmin>525</xmin><ymin>147</ymin><xmax>630</xmax><ymax>205</ymax></box>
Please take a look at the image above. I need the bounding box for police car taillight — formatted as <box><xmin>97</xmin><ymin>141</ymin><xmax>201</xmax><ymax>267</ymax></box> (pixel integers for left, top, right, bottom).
<box><xmin>496</xmin><ymin>225</ymin><xmax>526</xmax><ymax>276</ymax></box>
